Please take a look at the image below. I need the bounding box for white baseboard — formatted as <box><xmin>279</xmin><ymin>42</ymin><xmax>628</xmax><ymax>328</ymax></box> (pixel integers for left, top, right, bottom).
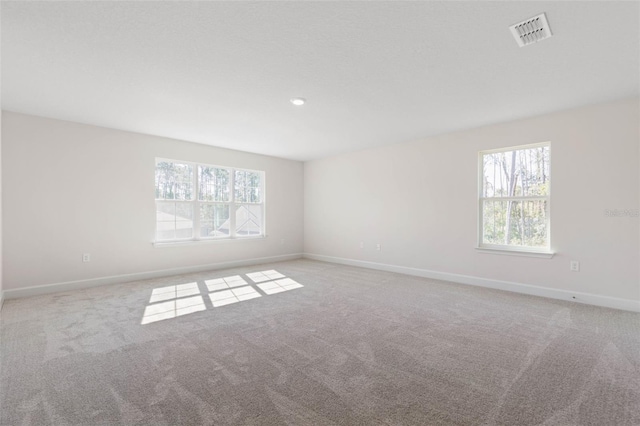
<box><xmin>3</xmin><ymin>253</ymin><xmax>303</xmax><ymax>300</ymax></box>
<box><xmin>303</xmin><ymin>253</ymin><xmax>640</xmax><ymax>313</ymax></box>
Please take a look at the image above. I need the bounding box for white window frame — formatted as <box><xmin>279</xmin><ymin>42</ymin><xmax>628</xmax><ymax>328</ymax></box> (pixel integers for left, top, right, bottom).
<box><xmin>477</xmin><ymin>142</ymin><xmax>552</xmax><ymax>257</ymax></box>
<box><xmin>155</xmin><ymin>158</ymin><xmax>265</xmax><ymax>244</ymax></box>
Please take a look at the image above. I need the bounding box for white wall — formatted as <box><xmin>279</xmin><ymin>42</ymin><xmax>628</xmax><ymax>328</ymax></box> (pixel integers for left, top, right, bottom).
<box><xmin>0</xmin><ymin>17</ymin><xmax>3</xmax><ymax>305</ymax></box>
<box><xmin>305</xmin><ymin>98</ymin><xmax>640</xmax><ymax>303</ymax></box>
<box><xmin>0</xmin><ymin>104</ymin><xmax>3</xmax><ymax>306</ymax></box>
<box><xmin>2</xmin><ymin>112</ymin><xmax>304</xmax><ymax>290</ymax></box>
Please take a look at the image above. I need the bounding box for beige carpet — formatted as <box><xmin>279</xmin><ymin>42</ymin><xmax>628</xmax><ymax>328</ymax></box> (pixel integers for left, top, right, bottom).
<box><xmin>1</xmin><ymin>259</ymin><xmax>639</xmax><ymax>425</ymax></box>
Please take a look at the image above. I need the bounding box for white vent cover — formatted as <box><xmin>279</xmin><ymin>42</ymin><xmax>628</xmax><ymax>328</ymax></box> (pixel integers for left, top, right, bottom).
<box><xmin>509</xmin><ymin>13</ymin><xmax>552</xmax><ymax>47</ymax></box>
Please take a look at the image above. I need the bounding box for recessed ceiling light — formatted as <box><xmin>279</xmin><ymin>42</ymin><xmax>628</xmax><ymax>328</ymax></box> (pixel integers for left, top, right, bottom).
<box><xmin>290</xmin><ymin>97</ymin><xmax>306</xmax><ymax>106</ymax></box>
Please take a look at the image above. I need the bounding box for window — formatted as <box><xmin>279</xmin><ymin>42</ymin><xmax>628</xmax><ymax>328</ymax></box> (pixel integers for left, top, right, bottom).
<box><xmin>155</xmin><ymin>159</ymin><xmax>264</xmax><ymax>243</ymax></box>
<box><xmin>479</xmin><ymin>143</ymin><xmax>550</xmax><ymax>252</ymax></box>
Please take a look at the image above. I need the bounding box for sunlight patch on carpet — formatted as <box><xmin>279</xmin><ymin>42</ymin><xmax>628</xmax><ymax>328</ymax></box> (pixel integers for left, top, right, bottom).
<box><xmin>141</xmin><ymin>295</ymin><xmax>206</xmax><ymax>324</ymax></box>
<box><xmin>142</xmin><ymin>270</ymin><xmax>304</xmax><ymax>323</ymax></box>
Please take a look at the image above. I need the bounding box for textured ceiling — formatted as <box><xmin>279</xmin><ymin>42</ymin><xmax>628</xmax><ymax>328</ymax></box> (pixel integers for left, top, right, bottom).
<box><xmin>2</xmin><ymin>1</ymin><xmax>638</xmax><ymax>161</ymax></box>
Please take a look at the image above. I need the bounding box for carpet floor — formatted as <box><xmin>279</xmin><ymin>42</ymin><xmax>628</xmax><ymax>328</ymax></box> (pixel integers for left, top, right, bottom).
<box><xmin>1</xmin><ymin>259</ymin><xmax>639</xmax><ymax>425</ymax></box>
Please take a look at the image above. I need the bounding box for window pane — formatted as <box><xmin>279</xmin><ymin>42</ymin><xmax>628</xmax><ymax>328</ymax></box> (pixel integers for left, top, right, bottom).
<box><xmin>155</xmin><ymin>162</ymin><xmax>194</xmax><ymax>200</ymax></box>
<box><xmin>198</xmin><ymin>166</ymin><xmax>230</xmax><ymax>202</ymax></box>
<box><xmin>235</xmin><ymin>204</ymin><xmax>263</xmax><ymax>237</ymax></box>
<box><xmin>200</xmin><ymin>204</ymin><xmax>230</xmax><ymax>238</ymax></box>
<box><xmin>520</xmin><ymin>199</ymin><xmax>548</xmax><ymax>247</ymax></box>
<box><xmin>156</xmin><ymin>202</ymin><xmax>176</xmax><ymax>241</ymax></box>
<box><xmin>482</xmin><ymin>153</ymin><xmax>511</xmax><ymax>197</ymax></box>
<box><xmin>482</xmin><ymin>200</ymin><xmax>506</xmax><ymax>245</ymax></box>
<box><xmin>482</xmin><ymin>200</ymin><xmax>547</xmax><ymax>247</ymax></box>
<box><xmin>175</xmin><ymin>203</ymin><xmax>194</xmax><ymax>239</ymax></box>
<box><xmin>482</xmin><ymin>146</ymin><xmax>549</xmax><ymax>198</ymax></box>
<box><xmin>156</xmin><ymin>201</ymin><xmax>193</xmax><ymax>240</ymax></box>
<box><xmin>234</xmin><ymin>170</ymin><xmax>262</xmax><ymax>203</ymax></box>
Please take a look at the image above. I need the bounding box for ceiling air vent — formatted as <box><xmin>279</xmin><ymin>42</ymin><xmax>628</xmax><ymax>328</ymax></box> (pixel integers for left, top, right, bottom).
<box><xmin>509</xmin><ymin>13</ymin><xmax>552</xmax><ymax>47</ymax></box>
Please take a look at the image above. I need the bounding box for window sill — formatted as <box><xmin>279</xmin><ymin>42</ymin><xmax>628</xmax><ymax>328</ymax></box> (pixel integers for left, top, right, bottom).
<box><xmin>475</xmin><ymin>246</ymin><xmax>555</xmax><ymax>259</ymax></box>
<box><xmin>153</xmin><ymin>236</ymin><xmax>267</xmax><ymax>248</ymax></box>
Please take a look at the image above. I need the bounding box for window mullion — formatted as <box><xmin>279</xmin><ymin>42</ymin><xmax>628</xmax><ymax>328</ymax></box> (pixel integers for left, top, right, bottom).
<box><xmin>230</xmin><ymin>168</ymin><xmax>236</xmax><ymax>238</ymax></box>
<box><xmin>193</xmin><ymin>165</ymin><xmax>200</xmax><ymax>240</ymax></box>
<box><xmin>480</xmin><ymin>196</ymin><xmax>547</xmax><ymax>202</ymax></box>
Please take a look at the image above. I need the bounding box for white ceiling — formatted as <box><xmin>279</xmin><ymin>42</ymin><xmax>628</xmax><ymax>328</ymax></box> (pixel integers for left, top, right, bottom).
<box><xmin>2</xmin><ymin>1</ymin><xmax>638</xmax><ymax>161</ymax></box>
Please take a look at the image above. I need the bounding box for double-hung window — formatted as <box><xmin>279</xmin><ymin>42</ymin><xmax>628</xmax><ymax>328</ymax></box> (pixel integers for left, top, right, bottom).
<box><xmin>155</xmin><ymin>159</ymin><xmax>264</xmax><ymax>243</ymax></box>
<box><xmin>479</xmin><ymin>143</ymin><xmax>550</xmax><ymax>253</ymax></box>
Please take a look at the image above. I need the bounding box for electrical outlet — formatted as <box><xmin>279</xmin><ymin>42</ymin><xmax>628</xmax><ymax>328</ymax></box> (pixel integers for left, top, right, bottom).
<box><xmin>359</xmin><ymin>242</ymin><xmax>364</xmax><ymax>249</ymax></box>
<box><xmin>570</xmin><ymin>260</ymin><xmax>579</xmax><ymax>272</ymax></box>
<box><xmin>82</xmin><ymin>253</ymin><xmax>91</xmax><ymax>263</ymax></box>
<box><xmin>376</xmin><ymin>243</ymin><xmax>381</xmax><ymax>251</ymax></box>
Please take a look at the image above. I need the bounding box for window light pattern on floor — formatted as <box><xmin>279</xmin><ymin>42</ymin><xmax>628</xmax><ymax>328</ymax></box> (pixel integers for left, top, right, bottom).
<box><xmin>142</xmin><ymin>270</ymin><xmax>304</xmax><ymax>324</ymax></box>
<box><xmin>209</xmin><ymin>270</ymin><xmax>302</xmax><ymax>305</ymax></box>
<box><xmin>205</xmin><ymin>275</ymin><xmax>248</xmax><ymax>292</ymax></box>
<box><xmin>209</xmin><ymin>285</ymin><xmax>261</xmax><ymax>307</ymax></box>
<box><xmin>149</xmin><ymin>282</ymin><xmax>201</xmax><ymax>303</ymax></box>
<box><xmin>142</xmin><ymin>282</ymin><xmax>206</xmax><ymax>325</ymax></box>
<box><xmin>246</xmin><ymin>270</ymin><xmax>285</xmax><ymax>283</ymax></box>
<box><xmin>256</xmin><ymin>278</ymin><xmax>303</xmax><ymax>295</ymax></box>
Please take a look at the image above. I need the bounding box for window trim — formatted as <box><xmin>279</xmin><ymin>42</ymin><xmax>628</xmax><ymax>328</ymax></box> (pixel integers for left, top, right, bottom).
<box><xmin>154</xmin><ymin>158</ymin><xmax>266</xmax><ymax>244</ymax></box>
<box><xmin>477</xmin><ymin>142</ymin><xmax>552</xmax><ymax>255</ymax></box>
